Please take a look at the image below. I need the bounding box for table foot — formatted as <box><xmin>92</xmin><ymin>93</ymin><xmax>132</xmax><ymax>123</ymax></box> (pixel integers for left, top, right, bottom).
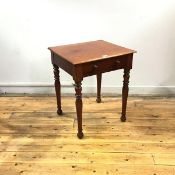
<box><xmin>96</xmin><ymin>98</ymin><xmax>101</xmax><ymax>103</ymax></box>
<box><xmin>77</xmin><ymin>132</ymin><xmax>84</xmax><ymax>139</ymax></box>
<box><xmin>57</xmin><ymin>109</ymin><xmax>63</xmax><ymax>115</ymax></box>
<box><xmin>120</xmin><ymin>115</ymin><xmax>126</xmax><ymax>122</ymax></box>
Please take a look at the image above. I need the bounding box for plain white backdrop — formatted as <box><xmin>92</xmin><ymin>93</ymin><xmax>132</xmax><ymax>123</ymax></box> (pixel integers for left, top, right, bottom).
<box><xmin>0</xmin><ymin>0</ymin><xmax>175</xmax><ymax>94</ymax></box>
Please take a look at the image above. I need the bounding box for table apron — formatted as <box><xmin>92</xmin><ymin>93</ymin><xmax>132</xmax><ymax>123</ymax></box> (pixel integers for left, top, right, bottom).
<box><xmin>81</xmin><ymin>54</ymin><xmax>133</xmax><ymax>77</ymax></box>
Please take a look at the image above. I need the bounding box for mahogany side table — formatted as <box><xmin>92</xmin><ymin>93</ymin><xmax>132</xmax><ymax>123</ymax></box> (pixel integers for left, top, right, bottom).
<box><xmin>48</xmin><ymin>40</ymin><xmax>136</xmax><ymax>139</ymax></box>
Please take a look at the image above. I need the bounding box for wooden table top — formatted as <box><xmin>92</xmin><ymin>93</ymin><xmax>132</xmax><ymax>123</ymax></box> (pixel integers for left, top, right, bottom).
<box><xmin>48</xmin><ymin>40</ymin><xmax>136</xmax><ymax>65</ymax></box>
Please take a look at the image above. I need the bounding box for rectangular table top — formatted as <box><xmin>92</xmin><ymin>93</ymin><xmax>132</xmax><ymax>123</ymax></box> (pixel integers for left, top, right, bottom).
<box><xmin>48</xmin><ymin>40</ymin><xmax>135</xmax><ymax>65</ymax></box>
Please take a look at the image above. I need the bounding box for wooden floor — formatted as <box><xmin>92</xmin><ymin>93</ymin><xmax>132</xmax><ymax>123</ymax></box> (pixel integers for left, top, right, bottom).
<box><xmin>0</xmin><ymin>96</ymin><xmax>175</xmax><ymax>175</ymax></box>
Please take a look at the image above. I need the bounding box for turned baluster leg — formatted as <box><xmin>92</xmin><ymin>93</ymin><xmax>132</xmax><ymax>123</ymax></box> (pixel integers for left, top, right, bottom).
<box><xmin>74</xmin><ymin>81</ymin><xmax>84</xmax><ymax>139</ymax></box>
<box><xmin>96</xmin><ymin>73</ymin><xmax>102</xmax><ymax>103</ymax></box>
<box><xmin>53</xmin><ymin>64</ymin><xmax>63</xmax><ymax>115</ymax></box>
<box><xmin>121</xmin><ymin>68</ymin><xmax>130</xmax><ymax>122</ymax></box>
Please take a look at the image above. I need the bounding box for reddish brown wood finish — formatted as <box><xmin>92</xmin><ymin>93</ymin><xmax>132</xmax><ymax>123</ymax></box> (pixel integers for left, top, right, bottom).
<box><xmin>49</xmin><ymin>40</ymin><xmax>136</xmax><ymax>139</ymax></box>
<box><xmin>96</xmin><ymin>73</ymin><xmax>102</xmax><ymax>103</ymax></box>
<box><xmin>53</xmin><ymin>64</ymin><xmax>62</xmax><ymax>115</ymax></box>
<box><xmin>48</xmin><ymin>40</ymin><xmax>135</xmax><ymax>65</ymax></box>
<box><xmin>74</xmin><ymin>81</ymin><xmax>84</xmax><ymax>139</ymax></box>
<box><xmin>121</xmin><ymin>68</ymin><xmax>130</xmax><ymax>122</ymax></box>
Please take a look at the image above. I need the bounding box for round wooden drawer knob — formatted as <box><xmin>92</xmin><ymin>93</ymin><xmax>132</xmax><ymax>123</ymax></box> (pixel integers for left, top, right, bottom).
<box><xmin>93</xmin><ymin>65</ymin><xmax>98</xmax><ymax>69</ymax></box>
<box><xmin>116</xmin><ymin>60</ymin><xmax>121</xmax><ymax>64</ymax></box>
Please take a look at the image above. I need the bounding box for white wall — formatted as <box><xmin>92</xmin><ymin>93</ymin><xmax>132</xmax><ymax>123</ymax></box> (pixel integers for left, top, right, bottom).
<box><xmin>0</xmin><ymin>0</ymin><xmax>175</xmax><ymax>95</ymax></box>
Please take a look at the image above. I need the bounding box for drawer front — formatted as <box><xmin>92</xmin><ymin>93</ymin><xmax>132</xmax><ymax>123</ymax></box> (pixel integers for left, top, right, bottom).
<box><xmin>82</xmin><ymin>55</ymin><xmax>131</xmax><ymax>77</ymax></box>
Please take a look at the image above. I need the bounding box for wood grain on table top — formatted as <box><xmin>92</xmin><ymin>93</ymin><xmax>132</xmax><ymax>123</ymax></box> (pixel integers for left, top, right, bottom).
<box><xmin>48</xmin><ymin>40</ymin><xmax>136</xmax><ymax>65</ymax></box>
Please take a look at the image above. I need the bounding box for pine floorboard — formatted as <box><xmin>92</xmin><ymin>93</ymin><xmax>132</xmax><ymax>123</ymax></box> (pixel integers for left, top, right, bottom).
<box><xmin>0</xmin><ymin>96</ymin><xmax>175</xmax><ymax>174</ymax></box>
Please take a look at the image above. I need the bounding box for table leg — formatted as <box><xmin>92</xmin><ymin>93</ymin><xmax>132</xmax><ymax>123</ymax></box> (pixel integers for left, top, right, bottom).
<box><xmin>53</xmin><ymin>64</ymin><xmax>63</xmax><ymax>115</ymax></box>
<box><xmin>74</xmin><ymin>81</ymin><xmax>84</xmax><ymax>139</ymax></box>
<box><xmin>96</xmin><ymin>73</ymin><xmax>102</xmax><ymax>103</ymax></box>
<box><xmin>121</xmin><ymin>68</ymin><xmax>130</xmax><ymax>122</ymax></box>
